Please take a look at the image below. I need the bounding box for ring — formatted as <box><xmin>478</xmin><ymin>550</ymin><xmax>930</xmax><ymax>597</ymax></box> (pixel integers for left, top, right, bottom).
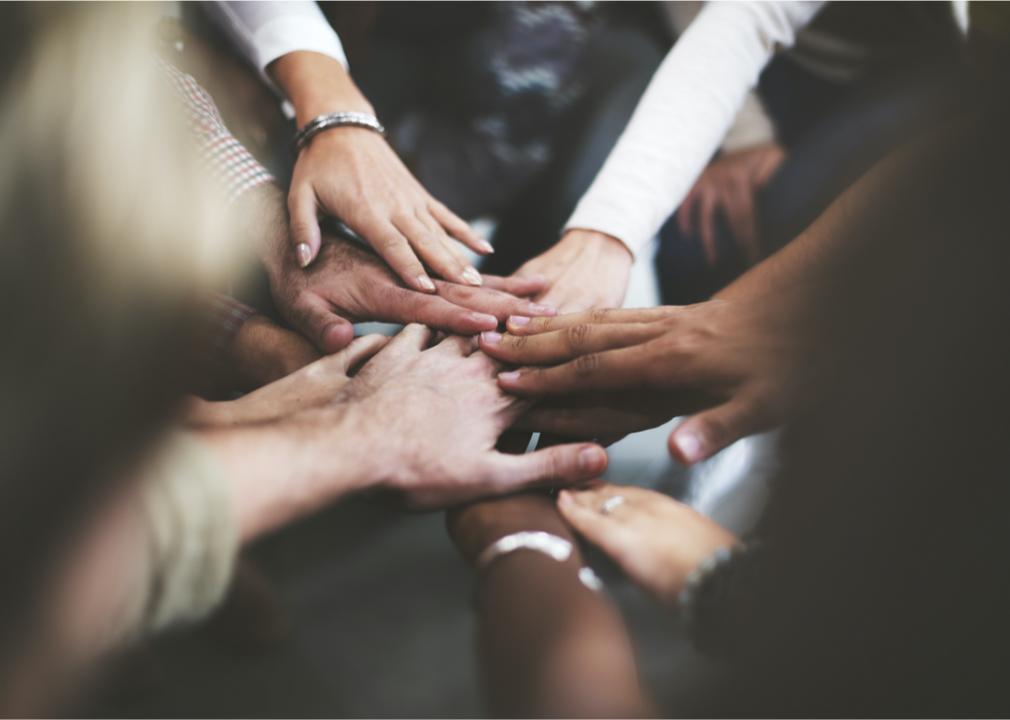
<box><xmin>600</xmin><ymin>495</ymin><xmax>626</xmax><ymax>515</ymax></box>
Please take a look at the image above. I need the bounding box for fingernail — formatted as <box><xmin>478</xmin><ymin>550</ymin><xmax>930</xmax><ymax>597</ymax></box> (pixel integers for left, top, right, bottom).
<box><xmin>471</xmin><ymin>313</ymin><xmax>498</xmax><ymax>329</ymax></box>
<box><xmin>527</xmin><ymin>303</ymin><xmax>556</xmax><ymax>316</ymax></box>
<box><xmin>508</xmin><ymin>315</ymin><xmax>531</xmax><ymax>327</ymax></box>
<box><xmin>480</xmin><ymin>331</ymin><xmax>502</xmax><ymax>345</ymax></box>
<box><xmin>579</xmin><ymin>446</ymin><xmax>605</xmax><ymax>473</ymax></box>
<box><xmin>462</xmin><ymin>267</ymin><xmax>483</xmax><ymax>286</ymax></box>
<box><xmin>417</xmin><ymin>275</ymin><xmax>436</xmax><ymax>292</ymax></box>
<box><xmin>498</xmin><ymin>370</ymin><xmax>521</xmax><ymax>383</ymax></box>
<box><xmin>674</xmin><ymin>430</ymin><xmax>704</xmax><ymax>463</ymax></box>
<box><xmin>479</xmin><ymin>240</ymin><xmax>495</xmax><ymax>254</ymax></box>
<box><xmin>557</xmin><ymin>490</ymin><xmax>572</xmax><ymax>505</ymax></box>
<box><xmin>296</xmin><ymin>243</ymin><xmax>312</xmax><ymax>268</ymax></box>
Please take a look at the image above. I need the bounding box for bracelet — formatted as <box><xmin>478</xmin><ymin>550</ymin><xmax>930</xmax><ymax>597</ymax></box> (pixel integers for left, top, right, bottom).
<box><xmin>292</xmin><ymin>111</ymin><xmax>386</xmax><ymax>153</ymax></box>
<box><xmin>475</xmin><ymin>531</ymin><xmax>573</xmax><ymax>571</ymax></box>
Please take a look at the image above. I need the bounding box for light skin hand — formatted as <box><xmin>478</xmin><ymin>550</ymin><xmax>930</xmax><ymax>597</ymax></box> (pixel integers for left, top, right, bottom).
<box><xmin>481</xmin><ymin>302</ymin><xmax>807</xmax><ymax>464</ymax></box>
<box><xmin>221</xmin><ymin>314</ymin><xmax>322</xmax><ymax>391</ymax></box>
<box><xmin>512</xmin><ymin>229</ymin><xmax>634</xmax><ymax>313</ymax></box>
<box><xmin>270</xmin><ymin>51</ymin><xmax>491</xmax><ymax>291</ymax></box>
<box><xmin>557</xmin><ymin>483</ymin><xmax>737</xmax><ymax>606</ymax></box>
<box><xmin>186</xmin><ymin>334</ymin><xmax>388</xmax><ymax>427</ymax></box>
<box><xmin>678</xmin><ymin>143</ymin><xmax>786</xmax><ymax>266</ymax></box>
<box><xmin>249</xmin><ymin>184</ymin><xmax>554</xmax><ymax>354</ymax></box>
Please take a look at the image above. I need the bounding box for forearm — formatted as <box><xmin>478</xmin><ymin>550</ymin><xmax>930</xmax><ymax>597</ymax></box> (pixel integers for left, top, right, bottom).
<box><xmin>268</xmin><ymin>50</ymin><xmax>372</xmax><ymax>125</ymax></box>
<box><xmin>198</xmin><ymin>413</ymin><xmax>367</xmax><ymax>543</ymax></box>
<box><xmin>449</xmin><ymin>494</ymin><xmax>650</xmax><ymax>717</ymax></box>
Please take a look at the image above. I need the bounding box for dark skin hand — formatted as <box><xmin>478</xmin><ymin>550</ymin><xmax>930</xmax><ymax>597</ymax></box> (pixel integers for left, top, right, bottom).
<box><xmin>479</xmin><ymin>302</ymin><xmax>810</xmax><ymax>464</ymax></box>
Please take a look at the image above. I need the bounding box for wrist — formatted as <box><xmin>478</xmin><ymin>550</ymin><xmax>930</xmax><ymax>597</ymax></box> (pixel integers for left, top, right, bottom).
<box><xmin>447</xmin><ymin>493</ymin><xmax>575</xmax><ymax>565</ymax></box>
<box><xmin>562</xmin><ymin>229</ymin><xmax>633</xmax><ymax>265</ymax></box>
<box><xmin>269</xmin><ymin>51</ymin><xmax>374</xmax><ymax>126</ymax></box>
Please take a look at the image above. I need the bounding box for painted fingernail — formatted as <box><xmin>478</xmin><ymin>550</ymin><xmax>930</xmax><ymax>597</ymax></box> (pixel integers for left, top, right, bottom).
<box><xmin>527</xmin><ymin>303</ymin><xmax>556</xmax><ymax>316</ymax></box>
<box><xmin>462</xmin><ymin>267</ymin><xmax>483</xmax><ymax>286</ymax></box>
<box><xmin>479</xmin><ymin>240</ymin><xmax>495</xmax><ymax>254</ymax></box>
<box><xmin>296</xmin><ymin>243</ymin><xmax>312</xmax><ymax>268</ymax></box>
<box><xmin>508</xmin><ymin>315</ymin><xmax>531</xmax><ymax>327</ymax></box>
<box><xmin>498</xmin><ymin>370</ymin><xmax>521</xmax><ymax>383</ymax></box>
<box><xmin>417</xmin><ymin>275</ymin><xmax>436</xmax><ymax>292</ymax></box>
<box><xmin>480</xmin><ymin>331</ymin><xmax>502</xmax><ymax>345</ymax></box>
<box><xmin>673</xmin><ymin>430</ymin><xmax>704</xmax><ymax>463</ymax></box>
<box><xmin>579</xmin><ymin>446</ymin><xmax>606</xmax><ymax>473</ymax></box>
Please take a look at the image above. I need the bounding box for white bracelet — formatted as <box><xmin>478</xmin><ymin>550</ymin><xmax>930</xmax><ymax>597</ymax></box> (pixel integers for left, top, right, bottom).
<box><xmin>475</xmin><ymin>531</ymin><xmax>573</xmax><ymax>571</ymax></box>
<box><xmin>292</xmin><ymin>111</ymin><xmax>386</xmax><ymax>153</ymax></box>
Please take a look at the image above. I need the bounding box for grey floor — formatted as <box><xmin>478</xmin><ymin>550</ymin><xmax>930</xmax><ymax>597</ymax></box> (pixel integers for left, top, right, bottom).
<box><xmin>84</xmin><ymin>243</ymin><xmax>774</xmax><ymax>717</ymax></box>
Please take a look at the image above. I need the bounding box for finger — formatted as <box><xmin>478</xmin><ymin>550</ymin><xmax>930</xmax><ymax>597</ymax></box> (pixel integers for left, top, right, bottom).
<box><xmin>698</xmin><ymin>189</ymin><xmax>719</xmax><ymax>267</ymax></box>
<box><xmin>668</xmin><ymin>398</ymin><xmax>765</xmax><ymax>465</ymax></box>
<box><xmin>483</xmin><ymin>442</ymin><xmax>608</xmax><ymax>492</ymax></box>
<box><xmin>434</xmin><ymin>281</ymin><xmax>556</xmax><ymax>321</ymax></box>
<box><xmin>383</xmin><ymin>287</ymin><xmax>499</xmax><ymax>334</ymax></box>
<box><xmin>289</xmin><ymin>296</ymin><xmax>355</xmax><ymax>354</ymax></box>
<box><xmin>428</xmin><ymin>199</ymin><xmax>493</xmax><ymax>255</ymax></box>
<box><xmin>556</xmin><ymin>490</ymin><xmax>635</xmax><ymax>555</ymax></box>
<box><xmin>497</xmin><ymin>345</ymin><xmax>649</xmax><ymax>396</ymax></box>
<box><xmin>506</xmin><ymin>306</ymin><xmax>676</xmax><ymax>336</ymax></box>
<box><xmin>430</xmin><ymin>334</ymin><xmax>478</xmax><ymax>357</ymax></box>
<box><xmin>479</xmin><ymin>321</ymin><xmax>661</xmax><ymax>366</ymax></box>
<box><xmin>384</xmin><ymin>323</ymin><xmax>435</xmax><ymax>354</ymax></box>
<box><xmin>482</xmin><ymin>274</ymin><xmax>549</xmax><ymax>297</ymax></box>
<box><xmin>394</xmin><ymin>213</ymin><xmax>480</xmax><ymax>287</ymax></box>
<box><xmin>335</xmin><ymin>334</ymin><xmax>391</xmax><ymax>374</ymax></box>
<box><xmin>366</xmin><ymin>220</ymin><xmax>436</xmax><ymax>293</ymax></box>
<box><xmin>725</xmin><ymin>181</ymin><xmax>761</xmax><ymax>265</ymax></box>
<box><xmin>678</xmin><ymin>186</ymin><xmax>699</xmax><ymax>237</ymax></box>
<box><xmin>288</xmin><ymin>188</ymin><xmax>322</xmax><ymax>268</ymax></box>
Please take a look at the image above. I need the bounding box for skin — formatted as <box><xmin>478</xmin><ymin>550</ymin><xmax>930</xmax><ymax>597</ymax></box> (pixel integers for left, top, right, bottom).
<box><xmin>512</xmin><ymin>229</ymin><xmax>634</xmax><ymax>313</ymax></box>
<box><xmin>480</xmin><ymin>301</ymin><xmax>807</xmax><ymax>464</ymax></box>
<box><xmin>447</xmin><ymin>494</ymin><xmax>651</xmax><ymax>717</ymax></box>
<box><xmin>222</xmin><ymin>314</ymin><xmax>322</xmax><ymax>391</ymax></box>
<box><xmin>202</xmin><ymin>324</ymin><xmax>609</xmax><ymax>541</ymax></box>
<box><xmin>678</xmin><ymin>144</ymin><xmax>786</xmax><ymax>266</ymax></box>
<box><xmin>248</xmin><ymin>184</ymin><xmax>555</xmax><ymax>354</ymax></box>
<box><xmin>270</xmin><ymin>51</ymin><xmax>490</xmax><ymax>291</ymax></box>
<box><xmin>480</xmin><ymin>164</ymin><xmax>890</xmax><ymax>463</ymax></box>
<box><xmin>556</xmin><ymin>483</ymin><xmax>738</xmax><ymax>606</ymax></box>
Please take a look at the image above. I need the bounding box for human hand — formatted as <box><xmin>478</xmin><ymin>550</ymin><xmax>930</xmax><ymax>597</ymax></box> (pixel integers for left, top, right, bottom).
<box><xmin>512</xmin><ymin>229</ymin><xmax>633</xmax><ymax>313</ymax></box>
<box><xmin>678</xmin><ymin>144</ymin><xmax>785</xmax><ymax>266</ymax></box>
<box><xmin>557</xmin><ymin>483</ymin><xmax>737</xmax><ymax>606</ymax></box>
<box><xmin>265</xmin><ymin>221</ymin><xmax>555</xmax><ymax>353</ymax></box>
<box><xmin>187</xmin><ymin>334</ymin><xmax>388</xmax><ymax>427</ymax></box>
<box><xmin>224</xmin><ymin>314</ymin><xmax>322</xmax><ymax>391</ymax></box>
<box><xmin>480</xmin><ymin>302</ymin><xmax>807</xmax><ymax>464</ymax></box>
<box><xmin>336</xmin><ymin>324</ymin><xmax>609</xmax><ymax>510</ymax></box>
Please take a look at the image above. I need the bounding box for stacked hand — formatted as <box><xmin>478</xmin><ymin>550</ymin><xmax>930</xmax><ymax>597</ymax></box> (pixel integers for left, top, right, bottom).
<box><xmin>557</xmin><ymin>483</ymin><xmax>737</xmax><ymax>605</ymax></box>
<box><xmin>479</xmin><ymin>301</ymin><xmax>806</xmax><ymax>463</ymax></box>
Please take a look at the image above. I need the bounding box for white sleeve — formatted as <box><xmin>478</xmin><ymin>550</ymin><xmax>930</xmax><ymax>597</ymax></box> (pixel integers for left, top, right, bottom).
<box><xmin>202</xmin><ymin>1</ymin><xmax>348</xmax><ymax>74</ymax></box>
<box><xmin>565</xmin><ymin>1</ymin><xmax>824</xmax><ymax>256</ymax></box>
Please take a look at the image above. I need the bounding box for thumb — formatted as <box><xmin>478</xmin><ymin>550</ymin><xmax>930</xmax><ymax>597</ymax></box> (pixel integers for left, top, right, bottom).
<box><xmin>668</xmin><ymin>399</ymin><xmax>762</xmax><ymax>465</ymax></box>
<box><xmin>290</xmin><ymin>297</ymin><xmax>355</xmax><ymax>354</ymax></box>
<box><xmin>288</xmin><ymin>188</ymin><xmax>322</xmax><ymax>268</ymax></box>
<box><xmin>486</xmin><ymin>442</ymin><xmax>608</xmax><ymax>492</ymax></box>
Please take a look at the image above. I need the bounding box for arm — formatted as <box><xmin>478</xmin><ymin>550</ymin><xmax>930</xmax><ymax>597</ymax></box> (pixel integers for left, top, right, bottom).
<box><xmin>448</xmin><ymin>494</ymin><xmax>652</xmax><ymax>717</ymax></box>
<box><xmin>565</xmin><ymin>1</ymin><xmax>822</xmax><ymax>257</ymax></box>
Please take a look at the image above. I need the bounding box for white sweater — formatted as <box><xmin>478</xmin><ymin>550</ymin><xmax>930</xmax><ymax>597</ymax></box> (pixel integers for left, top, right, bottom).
<box><xmin>565</xmin><ymin>1</ymin><xmax>824</xmax><ymax>257</ymax></box>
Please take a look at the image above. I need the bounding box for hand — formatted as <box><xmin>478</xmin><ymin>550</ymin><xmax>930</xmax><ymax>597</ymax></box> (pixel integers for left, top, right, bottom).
<box><xmin>512</xmin><ymin>229</ymin><xmax>633</xmax><ymax>313</ymax></box>
<box><xmin>678</xmin><ymin>144</ymin><xmax>785</xmax><ymax>266</ymax></box>
<box><xmin>187</xmin><ymin>334</ymin><xmax>388</xmax><ymax>427</ymax></box>
<box><xmin>480</xmin><ymin>301</ymin><xmax>809</xmax><ymax>464</ymax></box>
<box><xmin>224</xmin><ymin>314</ymin><xmax>322</xmax><ymax>391</ymax></box>
<box><xmin>270</xmin><ymin>51</ymin><xmax>492</xmax><ymax>291</ymax></box>
<box><xmin>336</xmin><ymin>325</ymin><xmax>609</xmax><ymax>510</ymax></box>
<box><xmin>264</xmin><ymin>213</ymin><xmax>556</xmax><ymax>354</ymax></box>
<box><xmin>557</xmin><ymin>483</ymin><xmax>737</xmax><ymax>606</ymax></box>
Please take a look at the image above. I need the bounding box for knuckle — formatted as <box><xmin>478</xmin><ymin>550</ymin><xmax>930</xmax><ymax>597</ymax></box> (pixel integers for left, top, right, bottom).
<box><xmin>508</xmin><ymin>334</ymin><xmax>529</xmax><ymax>352</ymax></box>
<box><xmin>588</xmin><ymin>309</ymin><xmax>609</xmax><ymax>324</ymax></box>
<box><xmin>564</xmin><ymin>323</ymin><xmax>591</xmax><ymax>351</ymax></box>
<box><xmin>573</xmin><ymin>352</ymin><xmax>601</xmax><ymax>376</ymax></box>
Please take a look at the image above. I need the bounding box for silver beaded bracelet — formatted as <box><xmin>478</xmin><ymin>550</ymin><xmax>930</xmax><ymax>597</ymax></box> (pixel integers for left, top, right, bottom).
<box><xmin>292</xmin><ymin>111</ymin><xmax>386</xmax><ymax>153</ymax></box>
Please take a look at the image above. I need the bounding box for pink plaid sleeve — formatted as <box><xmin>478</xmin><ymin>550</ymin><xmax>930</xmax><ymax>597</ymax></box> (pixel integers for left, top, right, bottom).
<box><xmin>159</xmin><ymin>60</ymin><xmax>275</xmax><ymax>204</ymax></box>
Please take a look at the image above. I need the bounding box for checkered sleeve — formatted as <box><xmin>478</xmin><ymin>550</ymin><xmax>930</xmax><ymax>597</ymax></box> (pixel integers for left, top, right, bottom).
<box><xmin>159</xmin><ymin>60</ymin><xmax>275</xmax><ymax>204</ymax></box>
